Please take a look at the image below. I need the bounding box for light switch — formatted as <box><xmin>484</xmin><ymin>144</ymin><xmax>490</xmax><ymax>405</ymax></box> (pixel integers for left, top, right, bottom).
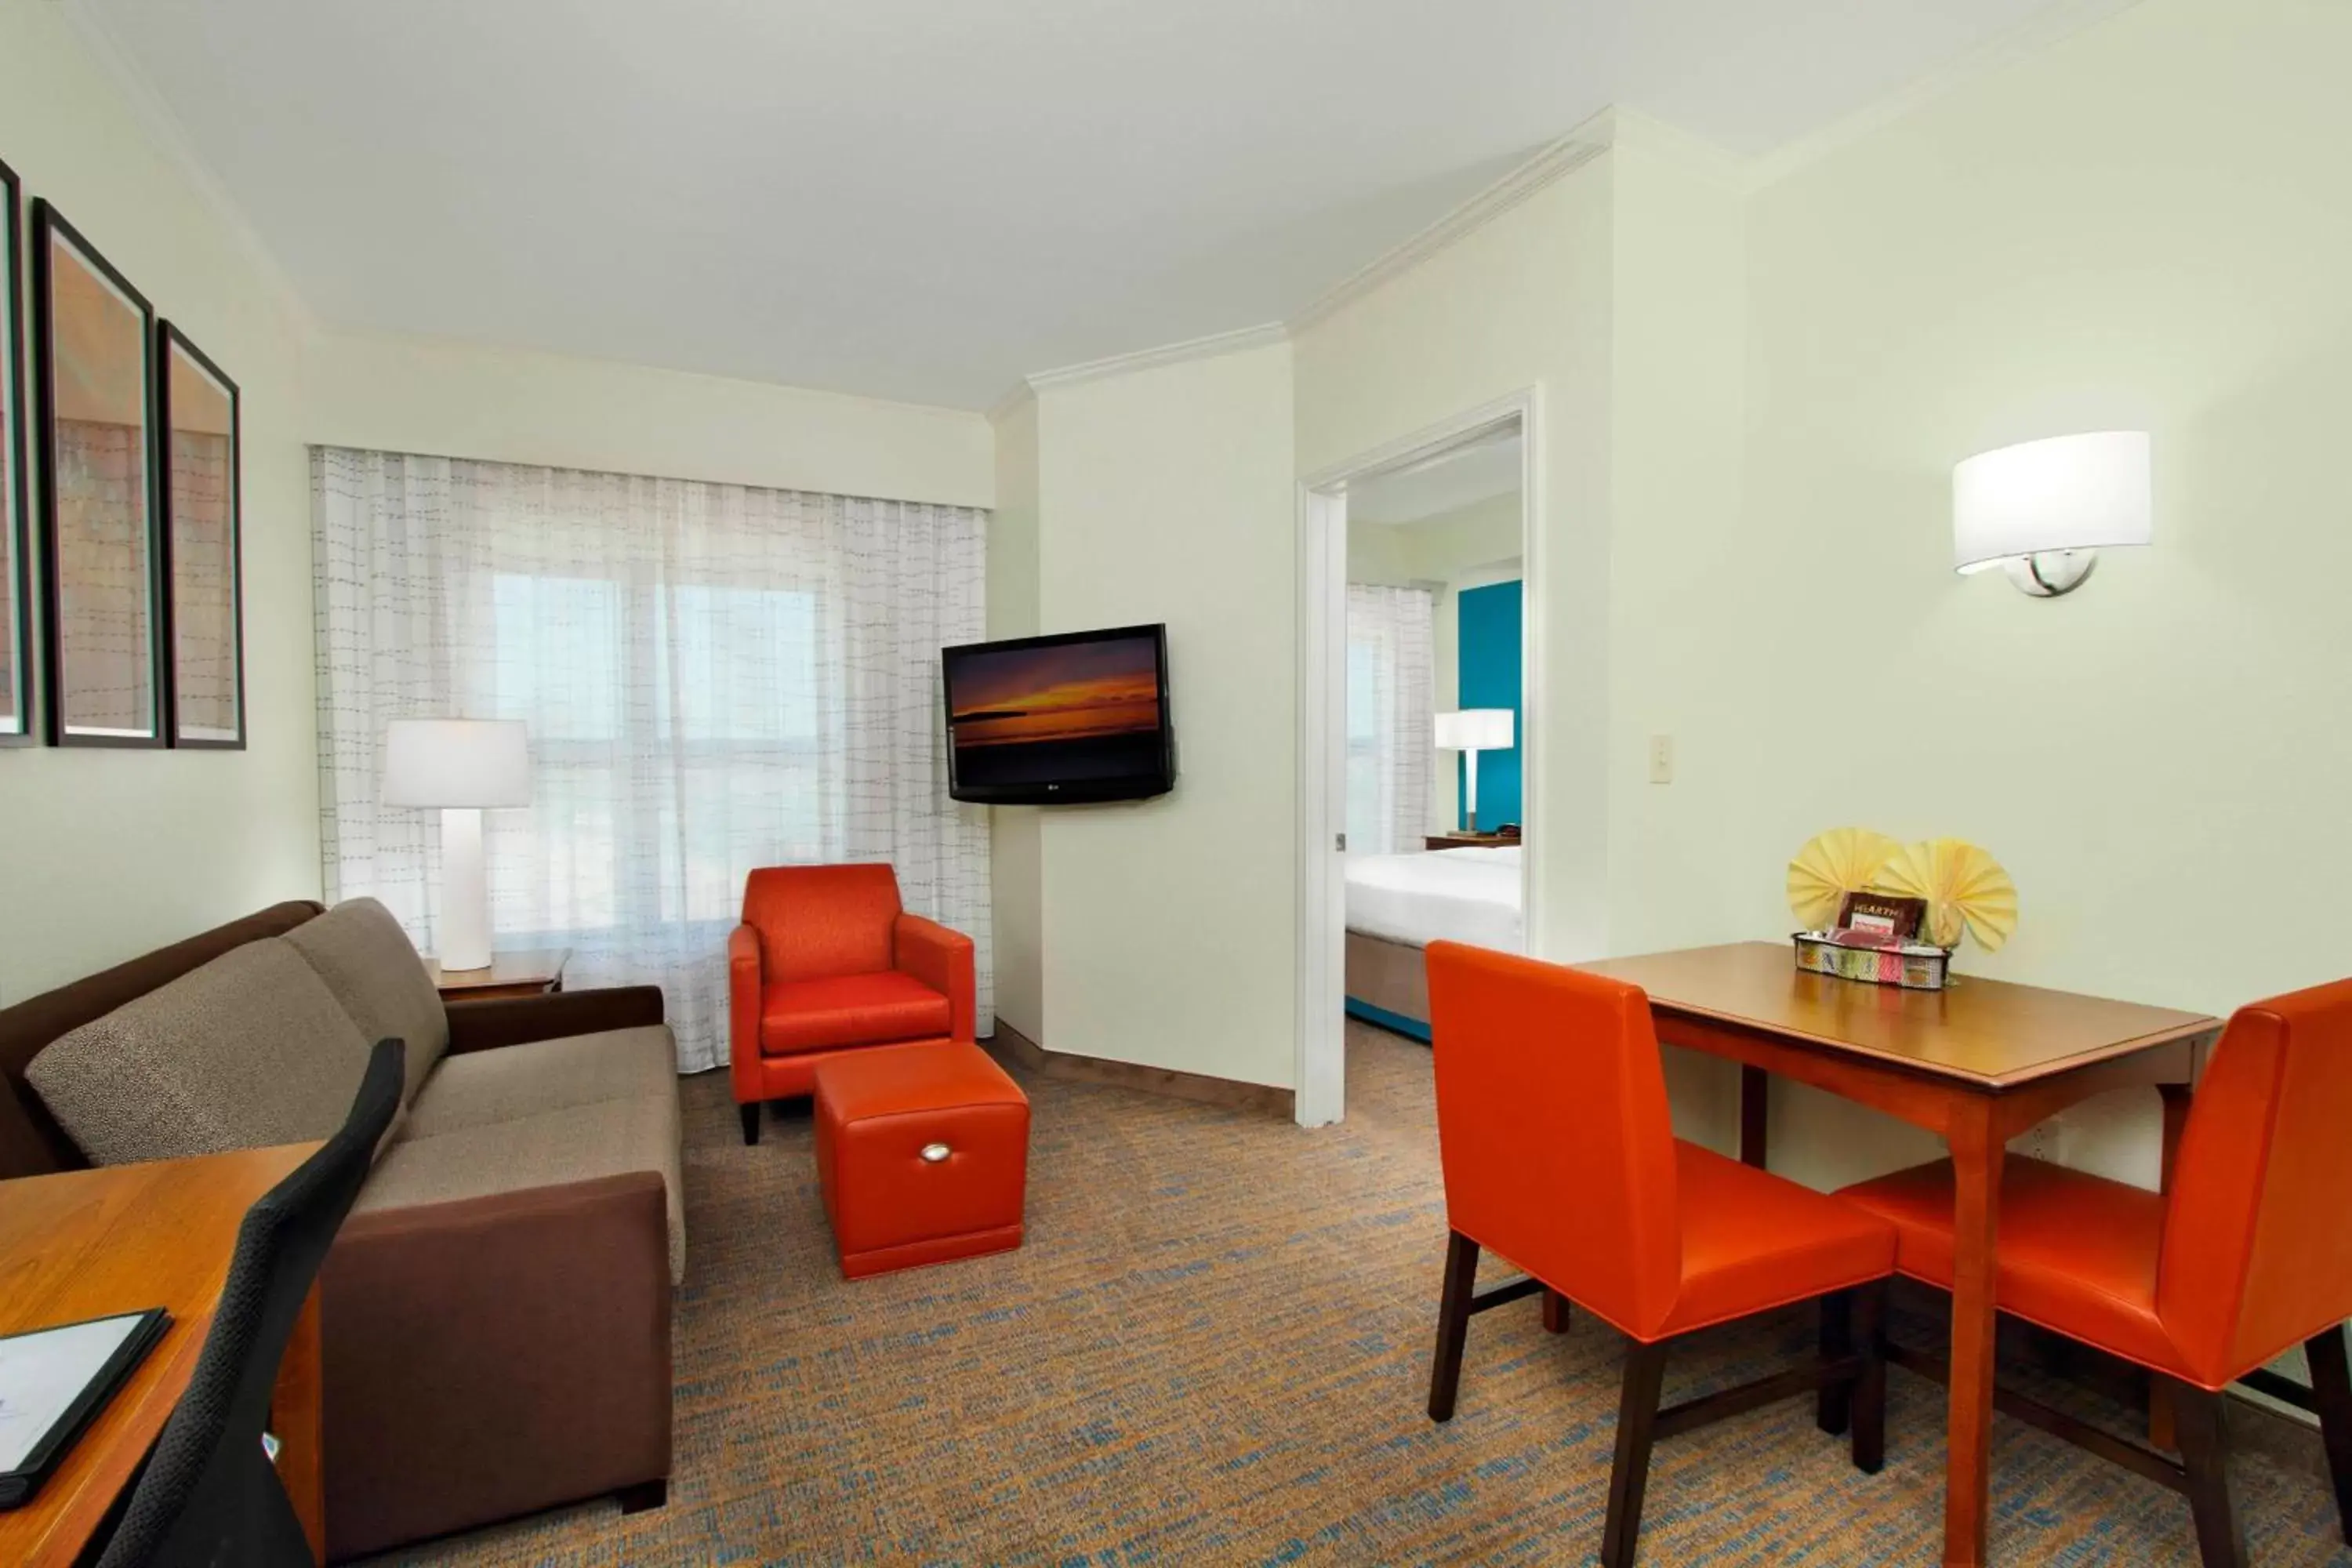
<box><xmin>1648</xmin><ymin>734</ymin><xmax>1674</xmax><ymax>785</ymax></box>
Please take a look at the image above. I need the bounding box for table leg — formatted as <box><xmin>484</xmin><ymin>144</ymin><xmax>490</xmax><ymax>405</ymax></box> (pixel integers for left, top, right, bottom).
<box><xmin>274</xmin><ymin>1281</ymin><xmax>325</xmax><ymax>1563</ymax></box>
<box><xmin>1740</xmin><ymin>1065</ymin><xmax>1769</xmax><ymax>1169</ymax></box>
<box><xmin>2148</xmin><ymin>1080</ymin><xmax>2195</xmax><ymax>1450</ymax></box>
<box><xmin>1944</xmin><ymin>1101</ymin><xmax>2004</xmax><ymax>1566</ymax></box>
<box><xmin>2158</xmin><ymin>1081</ymin><xmax>2192</xmax><ymax>1195</ymax></box>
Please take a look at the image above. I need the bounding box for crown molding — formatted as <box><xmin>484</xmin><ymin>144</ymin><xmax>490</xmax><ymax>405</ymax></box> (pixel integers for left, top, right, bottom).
<box><xmin>56</xmin><ymin>0</ymin><xmax>318</xmax><ymax>332</ymax></box>
<box><xmin>1288</xmin><ymin>108</ymin><xmax>1618</xmax><ymax>336</ymax></box>
<box><xmin>985</xmin><ymin>379</ymin><xmax>1036</xmax><ymax>426</ymax></box>
<box><xmin>1605</xmin><ymin>107</ymin><xmax>1748</xmax><ymax>190</ymax></box>
<box><xmin>1005</xmin><ymin>109</ymin><xmax>1622</xmax><ymax>395</ymax></box>
<box><xmin>1743</xmin><ymin>0</ymin><xmax>2144</xmax><ymax>191</ymax></box>
<box><xmin>1022</xmin><ymin>321</ymin><xmax>1289</xmax><ymax>395</ymax></box>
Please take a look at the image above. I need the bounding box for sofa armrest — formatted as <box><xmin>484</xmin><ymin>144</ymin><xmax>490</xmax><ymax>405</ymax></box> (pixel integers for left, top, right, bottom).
<box><xmin>321</xmin><ymin>1173</ymin><xmax>671</xmax><ymax>1559</ymax></box>
<box><xmin>894</xmin><ymin>913</ymin><xmax>975</xmax><ymax>1043</ymax></box>
<box><xmin>444</xmin><ymin>985</ymin><xmax>666</xmax><ymax>1055</ymax></box>
<box><xmin>728</xmin><ymin>924</ymin><xmax>763</xmax><ymax>1102</ymax></box>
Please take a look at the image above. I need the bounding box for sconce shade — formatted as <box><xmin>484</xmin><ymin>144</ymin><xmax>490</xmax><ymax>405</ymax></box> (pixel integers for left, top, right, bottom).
<box><xmin>382</xmin><ymin>720</ymin><xmax>532</xmax><ymax>808</ymax></box>
<box><xmin>1952</xmin><ymin>431</ymin><xmax>2151</xmax><ymax>574</ymax></box>
<box><xmin>1434</xmin><ymin>709</ymin><xmax>1514</xmax><ymax>752</ymax></box>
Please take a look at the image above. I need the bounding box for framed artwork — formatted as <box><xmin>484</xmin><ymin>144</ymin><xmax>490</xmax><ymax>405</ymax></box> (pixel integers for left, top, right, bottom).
<box><xmin>158</xmin><ymin>323</ymin><xmax>243</xmax><ymax>748</ymax></box>
<box><xmin>31</xmin><ymin>201</ymin><xmax>163</xmax><ymax>748</ymax></box>
<box><xmin>0</xmin><ymin>158</ymin><xmax>32</xmax><ymax>746</ymax></box>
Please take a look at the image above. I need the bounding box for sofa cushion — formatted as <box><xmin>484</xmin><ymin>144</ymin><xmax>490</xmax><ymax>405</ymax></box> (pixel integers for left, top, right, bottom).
<box><xmin>285</xmin><ymin>898</ymin><xmax>450</xmax><ymax>1105</ymax></box>
<box><xmin>360</xmin><ymin>1091</ymin><xmax>686</xmax><ymax>1283</ymax></box>
<box><xmin>403</xmin><ymin>1027</ymin><xmax>677</xmax><ymax>1140</ymax></box>
<box><xmin>760</xmin><ymin>971</ymin><xmax>952</xmax><ymax>1056</ymax></box>
<box><xmin>27</xmin><ymin>938</ymin><xmax>374</xmax><ymax>1165</ymax></box>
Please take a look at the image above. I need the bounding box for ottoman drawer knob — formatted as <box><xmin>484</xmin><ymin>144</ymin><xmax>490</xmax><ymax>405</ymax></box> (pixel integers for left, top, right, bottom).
<box><xmin>920</xmin><ymin>1142</ymin><xmax>953</xmax><ymax>1163</ymax></box>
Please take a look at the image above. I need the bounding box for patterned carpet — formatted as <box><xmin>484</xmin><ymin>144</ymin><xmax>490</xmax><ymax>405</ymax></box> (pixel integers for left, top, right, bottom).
<box><xmin>368</xmin><ymin>1024</ymin><xmax>2350</xmax><ymax>1566</ymax></box>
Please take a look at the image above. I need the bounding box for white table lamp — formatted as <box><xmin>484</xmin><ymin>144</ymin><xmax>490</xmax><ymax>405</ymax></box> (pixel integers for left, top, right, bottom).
<box><xmin>1434</xmin><ymin>708</ymin><xmax>1514</xmax><ymax>833</ymax></box>
<box><xmin>383</xmin><ymin>719</ymin><xmax>531</xmax><ymax>972</ymax></box>
<box><xmin>1954</xmin><ymin>431</ymin><xmax>2151</xmax><ymax>597</ymax></box>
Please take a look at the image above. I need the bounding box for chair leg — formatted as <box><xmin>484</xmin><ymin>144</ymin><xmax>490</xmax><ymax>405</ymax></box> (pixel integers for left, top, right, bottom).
<box><xmin>1600</xmin><ymin>1338</ymin><xmax>1671</xmax><ymax>1568</ymax></box>
<box><xmin>1849</xmin><ymin>1279</ymin><xmax>1887</xmax><ymax>1475</ymax></box>
<box><xmin>1542</xmin><ymin>1287</ymin><xmax>1572</xmax><ymax>1334</ymax></box>
<box><xmin>1427</xmin><ymin>1231</ymin><xmax>1479</xmax><ymax>1422</ymax></box>
<box><xmin>2306</xmin><ymin>1323</ymin><xmax>2352</xmax><ymax>1543</ymax></box>
<box><xmin>1817</xmin><ymin>1287</ymin><xmax>1853</xmax><ymax>1435</ymax></box>
<box><xmin>2171</xmin><ymin>1379</ymin><xmax>2247</xmax><ymax>1568</ymax></box>
<box><xmin>739</xmin><ymin>1102</ymin><xmax>760</xmax><ymax>1145</ymax></box>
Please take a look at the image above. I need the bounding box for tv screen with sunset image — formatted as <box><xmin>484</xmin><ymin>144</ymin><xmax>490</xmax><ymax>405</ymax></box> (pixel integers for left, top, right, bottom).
<box><xmin>943</xmin><ymin>626</ymin><xmax>1174</xmax><ymax>803</ymax></box>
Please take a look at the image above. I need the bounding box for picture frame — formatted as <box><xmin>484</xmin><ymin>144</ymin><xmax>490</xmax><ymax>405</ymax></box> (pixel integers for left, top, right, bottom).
<box><xmin>0</xmin><ymin>158</ymin><xmax>33</xmax><ymax>747</ymax></box>
<box><xmin>157</xmin><ymin>322</ymin><xmax>244</xmax><ymax>749</ymax></box>
<box><xmin>31</xmin><ymin>201</ymin><xmax>164</xmax><ymax>749</ymax></box>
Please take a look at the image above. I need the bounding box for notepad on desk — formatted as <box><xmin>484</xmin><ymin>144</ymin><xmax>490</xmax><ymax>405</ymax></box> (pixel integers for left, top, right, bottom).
<box><xmin>0</xmin><ymin>1309</ymin><xmax>171</xmax><ymax>1510</ymax></box>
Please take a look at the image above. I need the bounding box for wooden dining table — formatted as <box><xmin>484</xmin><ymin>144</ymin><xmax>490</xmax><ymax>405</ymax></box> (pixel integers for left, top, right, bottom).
<box><xmin>1576</xmin><ymin>942</ymin><xmax>2220</xmax><ymax>1568</ymax></box>
<box><xmin>0</xmin><ymin>1145</ymin><xmax>326</xmax><ymax>1567</ymax></box>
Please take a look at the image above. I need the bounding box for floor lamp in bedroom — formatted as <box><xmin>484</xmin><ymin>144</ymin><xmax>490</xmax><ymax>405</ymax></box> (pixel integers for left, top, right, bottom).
<box><xmin>1434</xmin><ymin>709</ymin><xmax>1513</xmax><ymax>833</ymax></box>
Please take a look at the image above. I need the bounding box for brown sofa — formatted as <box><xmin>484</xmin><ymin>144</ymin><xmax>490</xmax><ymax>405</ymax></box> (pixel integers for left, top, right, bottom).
<box><xmin>0</xmin><ymin>900</ymin><xmax>681</xmax><ymax>1562</ymax></box>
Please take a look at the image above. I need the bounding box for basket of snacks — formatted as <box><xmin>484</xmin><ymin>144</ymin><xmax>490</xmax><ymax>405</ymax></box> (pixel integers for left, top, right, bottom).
<box><xmin>1785</xmin><ymin>829</ymin><xmax>2016</xmax><ymax>991</ymax></box>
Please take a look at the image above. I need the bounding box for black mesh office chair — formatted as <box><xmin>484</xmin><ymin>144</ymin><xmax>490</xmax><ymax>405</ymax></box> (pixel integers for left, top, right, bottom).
<box><xmin>96</xmin><ymin>1037</ymin><xmax>403</xmax><ymax>1568</ymax></box>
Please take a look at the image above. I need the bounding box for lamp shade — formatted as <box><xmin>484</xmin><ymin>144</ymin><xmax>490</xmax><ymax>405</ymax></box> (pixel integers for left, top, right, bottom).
<box><xmin>1952</xmin><ymin>431</ymin><xmax>2151</xmax><ymax>574</ymax></box>
<box><xmin>382</xmin><ymin>720</ymin><xmax>532</xmax><ymax>808</ymax></box>
<box><xmin>1434</xmin><ymin>709</ymin><xmax>1514</xmax><ymax>752</ymax></box>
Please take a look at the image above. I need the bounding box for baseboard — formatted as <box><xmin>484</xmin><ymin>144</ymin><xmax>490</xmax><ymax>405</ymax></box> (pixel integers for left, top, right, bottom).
<box><xmin>1345</xmin><ymin>996</ymin><xmax>1431</xmax><ymax>1043</ymax></box>
<box><xmin>982</xmin><ymin>1023</ymin><xmax>1295</xmax><ymax>1120</ymax></box>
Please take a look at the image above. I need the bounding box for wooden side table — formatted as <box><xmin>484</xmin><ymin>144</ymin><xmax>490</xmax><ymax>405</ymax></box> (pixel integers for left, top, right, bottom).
<box><xmin>426</xmin><ymin>948</ymin><xmax>570</xmax><ymax>1002</ymax></box>
<box><xmin>1425</xmin><ymin>832</ymin><xmax>1520</xmax><ymax>851</ymax></box>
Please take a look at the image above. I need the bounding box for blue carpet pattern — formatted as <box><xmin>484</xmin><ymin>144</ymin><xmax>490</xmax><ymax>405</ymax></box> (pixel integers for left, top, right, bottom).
<box><xmin>368</xmin><ymin>1025</ymin><xmax>2351</xmax><ymax>1566</ymax></box>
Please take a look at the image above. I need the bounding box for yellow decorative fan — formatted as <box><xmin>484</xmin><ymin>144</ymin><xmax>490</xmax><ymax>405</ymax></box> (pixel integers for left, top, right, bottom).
<box><xmin>1872</xmin><ymin>839</ymin><xmax>2018</xmax><ymax>952</ymax></box>
<box><xmin>1786</xmin><ymin>828</ymin><xmax>1900</xmax><ymax>931</ymax></box>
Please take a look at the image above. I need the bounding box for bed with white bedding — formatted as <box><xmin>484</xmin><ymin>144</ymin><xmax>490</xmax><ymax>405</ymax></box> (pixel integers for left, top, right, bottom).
<box><xmin>1344</xmin><ymin>845</ymin><xmax>1523</xmax><ymax>1038</ymax></box>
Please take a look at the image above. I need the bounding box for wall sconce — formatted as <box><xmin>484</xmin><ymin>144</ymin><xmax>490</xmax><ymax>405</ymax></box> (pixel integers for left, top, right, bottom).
<box><xmin>1953</xmin><ymin>431</ymin><xmax>2151</xmax><ymax>597</ymax></box>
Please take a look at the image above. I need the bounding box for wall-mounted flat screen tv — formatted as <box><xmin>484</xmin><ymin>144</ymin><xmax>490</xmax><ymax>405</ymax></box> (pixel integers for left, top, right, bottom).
<box><xmin>943</xmin><ymin>624</ymin><xmax>1174</xmax><ymax>804</ymax></box>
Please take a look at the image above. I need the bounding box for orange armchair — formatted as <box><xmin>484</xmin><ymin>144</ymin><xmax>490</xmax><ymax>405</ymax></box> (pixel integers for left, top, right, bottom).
<box><xmin>1423</xmin><ymin>942</ymin><xmax>1896</xmax><ymax>1568</ymax></box>
<box><xmin>1841</xmin><ymin>977</ymin><xmax>2352</xmax><ymax>1567</ymax></box>
<box><xmin>729</xmin><ymin>864</ymin><xmax>975</xmax><ymax>1145</ymax></box>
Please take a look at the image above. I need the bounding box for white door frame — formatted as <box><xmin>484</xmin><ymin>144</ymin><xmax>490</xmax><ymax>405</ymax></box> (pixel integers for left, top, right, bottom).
<box><xmin>1293</xmin><ymin>387</ymin><xmax>1545</xmax><ymax>1127</ymax></box>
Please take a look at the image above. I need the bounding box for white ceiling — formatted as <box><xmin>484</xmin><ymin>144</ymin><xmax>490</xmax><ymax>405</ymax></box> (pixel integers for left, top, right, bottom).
<box><xmin>82</xmin><ymin>0</ymin><xmax>2119</xmax><ymax>411</ymax></box>
<box><xmin>1351</xmin><ymin>436</ymin><xmax>1523</xmax><ymax>527</ymax></box>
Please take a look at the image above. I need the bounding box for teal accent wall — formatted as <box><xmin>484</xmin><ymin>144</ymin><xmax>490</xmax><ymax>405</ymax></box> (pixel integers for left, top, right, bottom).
<box><xmin>1455</xmin><ymin>579</ymin><xmax>1523</xmax><ymax>831</ymax></box>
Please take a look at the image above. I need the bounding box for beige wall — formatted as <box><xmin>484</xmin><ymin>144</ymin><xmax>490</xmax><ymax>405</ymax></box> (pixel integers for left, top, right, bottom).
<box><xmin>306</xmin><ymin>328</ymin><xmax>993</xmax><ymax>507</ymax></box>
<box><xmin>1295</xmin><ymin>140</ymin><xmax>1617</xmax><ymax>964</ymax></box>
<box><xmin>0</xmin><ymin>2</ymin><xmax>318</xmax><ymax>1004</ymax></box>
<box><xmin>1297</xmin><ymin>120</ymin><xmax>1749</xmax><ymax>1138</ymax></box>
<box><xmin>1014</xmin><ymin>343</ymin><xmax>1298</xmax><ymax>1087</ymax></box>
<box><xmin>985</xmin><ymin>394</ymin><xmax>1044</xmax><ymax>1040</ymax></box>
<box><xmin>1711</xmin><ymin>0</ymin><xmax>2352</xmax><ymax>1191</ymax></box>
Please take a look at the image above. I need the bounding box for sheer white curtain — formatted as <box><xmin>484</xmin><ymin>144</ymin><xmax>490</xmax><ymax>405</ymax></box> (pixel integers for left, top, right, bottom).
<box><xmin>1345</xmin><ymin>583</ymin><xmax>1435</xmax><ymax>856</ymax></box>
<box><xmin>312</xmin><ymin>447</ymin><xmax>991</xmax><ymax>1073</ymax></box>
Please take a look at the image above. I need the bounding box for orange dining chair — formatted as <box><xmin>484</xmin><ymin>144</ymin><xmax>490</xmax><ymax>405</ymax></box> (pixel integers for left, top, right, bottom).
<box><xmin>1840</xmin><ymin>978</ymin><xmax>2352</xmax><ymax>1568</ymax></box>
<box><xmin>1423</xmin><ymin>942</ymin><xmax>1899</xmax><ymax>1568</ymax></box>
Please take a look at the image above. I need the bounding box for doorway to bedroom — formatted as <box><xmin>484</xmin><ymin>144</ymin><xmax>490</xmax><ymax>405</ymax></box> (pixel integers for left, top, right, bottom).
<box><xmin>1296</xmin><ymin>394</ymin><xmax>1538</xmax><ymax>1127</ymax></box>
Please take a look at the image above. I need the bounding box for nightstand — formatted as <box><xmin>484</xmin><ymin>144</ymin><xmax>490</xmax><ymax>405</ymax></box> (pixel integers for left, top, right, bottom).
<box><xmin>1425</xmin><ymin>833</ymin><xmax>1520</xmax><ymax>851</ymax></box>
<box><xmin>426</xmin><ymin>948</ymin><xmax>571</xmax><ymax>1001</ymax></box>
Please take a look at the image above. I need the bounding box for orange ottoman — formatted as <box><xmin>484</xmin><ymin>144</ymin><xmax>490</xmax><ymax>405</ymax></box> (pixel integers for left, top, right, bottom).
<box><xmin>812</xmin><ymin>1040</ymin><xmax>1030</xmax><ymax>1279</ymax></box>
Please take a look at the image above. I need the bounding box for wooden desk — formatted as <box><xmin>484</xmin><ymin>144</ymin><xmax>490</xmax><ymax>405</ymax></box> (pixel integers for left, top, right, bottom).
<box><xmin>426</xmin><ymin>946</ymin><xmax>570</xmax><ymax>1002</ymax></box>
<box><xmin>1577</xmin><ymin>942</ymin><xmax>2220</xmax><ymax>1568</ymax></box>
<box><xmin>0</xmin><ymin>1146</ymin><xmax>325</xmax><ymax>1566</ymax></box>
